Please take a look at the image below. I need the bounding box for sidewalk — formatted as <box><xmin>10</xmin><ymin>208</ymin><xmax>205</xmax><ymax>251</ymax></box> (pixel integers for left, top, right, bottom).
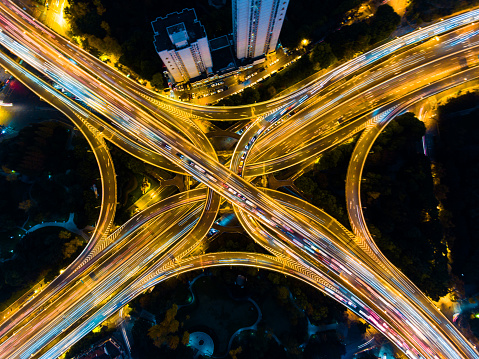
<box><xmin>24</xmin><ymin>213</ymin><xmax>89</xmax><ymax>240</ymax></box>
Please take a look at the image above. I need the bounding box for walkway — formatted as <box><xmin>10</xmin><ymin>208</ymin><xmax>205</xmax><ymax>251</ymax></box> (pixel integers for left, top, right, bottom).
<box><xmin>24</xmin><ymin>213</ymin><xmax>89</xmax><ymax>240</ymax></box>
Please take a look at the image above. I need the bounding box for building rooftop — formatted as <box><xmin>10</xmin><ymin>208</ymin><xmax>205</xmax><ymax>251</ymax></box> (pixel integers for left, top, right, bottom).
<box><xmin>210</xmin><ymin>35</ymin><xmax>237</xmax><ymax>73</ymax></box>
<box><xmin>152</xmin><ymin>8</ymin><xmax>207</xmax><ymax>53</ymax></box>
<box><xmin>209</xmin><ymin>35</ymin><xmax>230</xmax><ymax>51</ymax></box>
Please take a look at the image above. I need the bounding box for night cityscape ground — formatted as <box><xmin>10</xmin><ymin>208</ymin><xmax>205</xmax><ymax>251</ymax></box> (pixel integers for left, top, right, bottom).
<box><xmin>1</xmin><ymin>0</ymin><xmax>479</xmax><ymax>358</ymax></box>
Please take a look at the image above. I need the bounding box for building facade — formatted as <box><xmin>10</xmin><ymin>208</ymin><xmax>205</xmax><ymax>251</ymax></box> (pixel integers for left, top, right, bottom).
<box><xmin>233</xmin><ymin>0</ymin><xmax>289</xmax><ymax>60</ymax></box>
<box><xmin>152</xmin><ymin>9</ymin><xmax>213</xmax><ymax>83</ymax></box>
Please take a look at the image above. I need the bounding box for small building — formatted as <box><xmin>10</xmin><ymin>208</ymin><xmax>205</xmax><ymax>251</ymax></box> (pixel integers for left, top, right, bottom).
<box><xmin>152</xmin><ymin>9</ymin><xmax>213</xmax><ymax>83</ymax></box>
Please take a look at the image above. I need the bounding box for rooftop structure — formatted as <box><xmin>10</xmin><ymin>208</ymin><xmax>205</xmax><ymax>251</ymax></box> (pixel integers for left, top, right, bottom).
<box><xmin>209</xmin><ymin>35</ymin><xmax>237</xmax><ymax>74</ymax></box>
<box><xmin>152</xmin><ymin>9</ymin><xmax>213</xmax><ymax>83</ymax></box>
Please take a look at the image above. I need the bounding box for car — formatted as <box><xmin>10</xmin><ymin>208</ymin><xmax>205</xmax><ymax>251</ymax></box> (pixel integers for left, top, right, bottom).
<box><xmin>194</xmin><ymin>164</ymin><xmax>206</xmax><ymax>173</ymax></box>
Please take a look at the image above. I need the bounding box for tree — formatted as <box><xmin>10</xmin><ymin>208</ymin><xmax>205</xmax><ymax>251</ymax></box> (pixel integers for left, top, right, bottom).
<box><xmin>277</xmin><ymin>286</ymin><xmax>289</xmax><ymax>304</ymax></box>
<box><xmin>181</xmin><ymin>331</ymin><xmax>189</xmax><ymax>346</ymax></box>
<box><xmin>230</xmin><ymin>346</ymin><xmax>242</xmax><ymax>359</ymax></box>
<box><xmin>92</xmin><ymin>0</ymin><xmax>106</xmax><ymax>16</ymax></box>
<box><xmin>369</xmin><ymin>5</ymin><xmax>401</xmax><ymax>44</ymax></box>
<box><xmin>295</xmin><ymin>176</ymin><xmax>317</xmax><ymax>196</ymax></box>
<box><xmin>267</xmin><ymin>86</ymin><xmax>277</xmax><ymax>98</ymax></box>
<box><xmin>166</xmin><ymin>335</ymin><xmax>180</xmax><ymax>350</ymax></box>
<box><xmin>148</xmin><ymin>304</ymin><xmax>181</xmax><ymax>349</ymax></box>
<box><xmin>62</xmin><ymin>237</ymin><xmax>84</xmax><ymax>259</ymax></box>
<box><xmin>58</xmin><ymin>230</ymin><xmax>72</xmax><ymax>240</ymax></box>
<box><xmin>311</xmin><ymin>42</ymin><xmax>337</xmax><ymax>69</ymax></box>
<box><xmin>241</xmin><ymin>88</ymin><xmax>260</xmax><ymax>104</ymax></box>
<box><xmin>304</xmin><ymin>331</ymin><xmax>345</xmax><ymax>359</ymax></box>
<box><xmin>150</xmin><ymin>72</ymin><xmax>165</xmax><ymax>90</ymax></box>
<box><xmin>18</xmin><ymin>200</ymin><xmax>33</xmax><ymax>212</ymax></box>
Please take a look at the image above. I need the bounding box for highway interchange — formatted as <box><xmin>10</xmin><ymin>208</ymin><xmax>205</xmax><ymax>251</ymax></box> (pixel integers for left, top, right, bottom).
<box><xmin>0</xmin><ymin>1</ymin><xmax>479</xmax><ymax>358</ymax></box>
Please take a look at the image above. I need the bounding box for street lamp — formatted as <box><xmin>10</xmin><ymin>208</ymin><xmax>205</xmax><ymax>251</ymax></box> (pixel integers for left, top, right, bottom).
<box><xmin>301</xmin><ymin>39</ymin><xmax>309</xmax><ymax>46</ymax></box>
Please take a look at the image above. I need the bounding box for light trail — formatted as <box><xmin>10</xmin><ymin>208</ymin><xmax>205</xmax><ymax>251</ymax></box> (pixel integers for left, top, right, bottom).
<box><xmin>0</xmin><ymin>2</ymin><xmax>478</xmax><ymax>358</ymax></box>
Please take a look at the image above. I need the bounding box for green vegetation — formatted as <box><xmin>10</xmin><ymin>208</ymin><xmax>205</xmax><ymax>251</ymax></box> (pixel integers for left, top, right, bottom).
<box><xmin>148</xmin><ymin>304</ymin><xmax>190</xmax><ymax>351</ymax></box>
<box><xmin>132</xmin><ymin>317</ymin><xmax>194</xmax><ymax>359</ymax></box>
<box><xmin>129</xmin><ymin>273</ymin><xmax>197</xmax><ymax>358</ymax></box>
<box><xmin>0</xmin><ymin>120</ymin><xmax>104</xmax><ymax>311</ymax></box>
<box><xmin>128</xmin><ymin>251</ymin><xmax>347</xmax><ymax>358</ymax></box>
<box><xmin>361</xmin><ymin>113</ymin><xmax>448</xmax><ymax>300</ymax></box>
<box><xmin>0</xmin><ymin>121</ymin><xmax>100</xmax><ymax>254</ymax></box>
<box><xmin>108</xmin><ymin>143</ymin><xmax>173</xmax><ymax>224</ymax></box>
<box><xmin>0</xmin><ymin>227</ymin><xmax>85</xmax><ymax>311</ymax></box>
<box><xmin>469</xmin><ymin>316</ymin><xmax>479</xmax><ymax>338</ymax></box>
<box><xmin>435</xmin><ymin>91</ymin><xmax>479</xmax><ymax>289</ymax></box>
<box><xmin>325</xmin><ymin>5</ymin><xmax>401</xmax><ymax>61</ymax></box>
<box><xmin>295</xmin><ymin>113</ymin><xmax>449</xmax><ymax>300</ymax></box>
<box><xmin>177</xmin><ymin>276</ymin><xmax>258</xmax><ymax>355</ymax></box>
<box><xmin>280</xmin><ymin>0</ymin><xmax>362</xmax><ymax>48</ymax></box>
<box><xmin>64</xmin><ymin>0</ymin><xmax>400</xmax><ymax>105</ymax></box>
<box><xmin>0</xmin><ymin>121</ymin><xmax>70</xmax><ymax>177</ymax></box>
<box><xmin>303</xmin><ymin>331</ymin><xmax>346</xmax><ymax>359</ymax></box>
<box><xmin>229</xmin><ymin>329</ymin><xmax>288</xmax><ymax>359</ymax></box>
<box><xmin>408</xmin><ymin>0</ymin><xmax>479</xmax><ymax>23</ymax></box>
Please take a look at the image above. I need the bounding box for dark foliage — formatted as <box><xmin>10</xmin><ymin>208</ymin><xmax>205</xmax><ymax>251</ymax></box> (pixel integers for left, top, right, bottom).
<box><xmin>303</xmin><ymin>331</ymin><xmax>346</xmax><ymax>359</ymax></box>
<box><xmin>362</xmin><ymin>113</ymin><xmax>448</xmax><ymax>300</ymax></box>
<box><xmin>131</xmin><ymin>318</ymin><xmax>195</xmax><ymax>358</ymax></box>
<box><xmin>436</xmin><ymin>92</ymin><xmax>479</xmax><ymax>289</ymax></box>
<box><xmin>0</xmin><ymin>121</ymin><xmax>69</xmax><ymax>177</ymax></box>
<box><xmin>325</xmin><ymin>5</ymin><xmax>400</xmax><ymax>61</ymax></box>
<box><xmin>408</xmin><ymin>0</ymin><xmax>479</xmax><ymax>23</ymax></box>
<box><xmin>0</xmin><ymin>227</ymin><xmax>84</xmax><ymax>309</ymax></box>
<box><xmin>0</xmin><ymin>122</ymin><xmax>100</xmax><ymax>240</ymax></box>
<box><xmin>232</xmin><ymin>328</ymin><xmax>290</xmax><ymax>359</ymax></box>
<box><xmin>280</xmin><ymin>0</ymin><xmax>362</xmax><ymax>48</ymax></box>
<box><xmin>295</xmin><ymin>113</ymin><xmax>449</xmax><ymax>300</ymax></box>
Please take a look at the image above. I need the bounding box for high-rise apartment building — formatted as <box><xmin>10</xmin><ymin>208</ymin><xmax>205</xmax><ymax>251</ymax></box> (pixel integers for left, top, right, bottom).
<box><xmin>152</xmin><ymin>9</ymin><xmax>213</xmax><ymax>83</ymax></box>
<box><xmin>233</xmin><ymin>0</ymin><xmax>289</xmax><ymax>60</ymax></box>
